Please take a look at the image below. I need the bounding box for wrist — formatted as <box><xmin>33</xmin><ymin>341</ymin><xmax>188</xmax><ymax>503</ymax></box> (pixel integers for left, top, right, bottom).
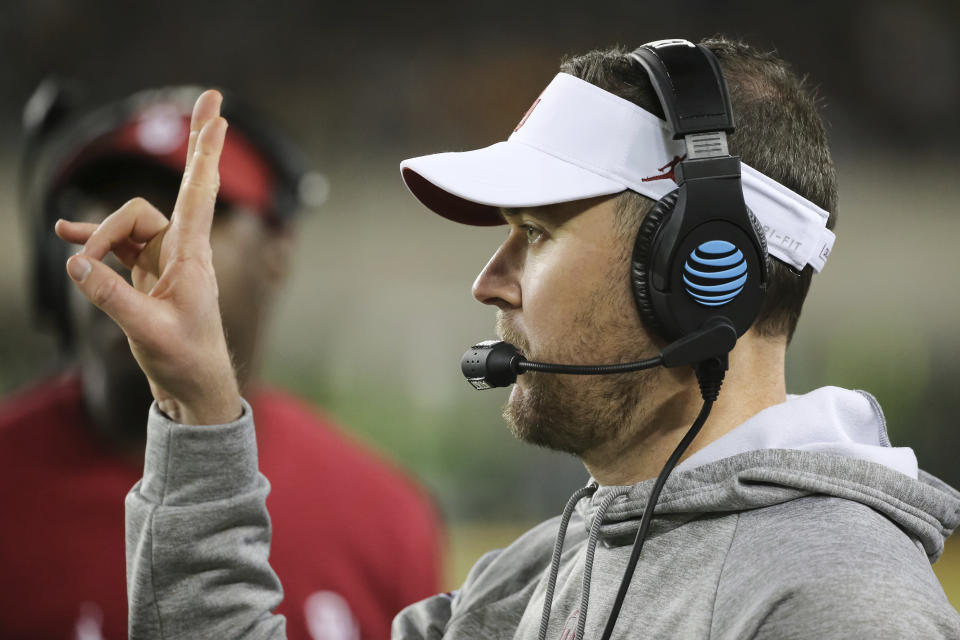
<box><xmin>157</xmin><ymin>379</ymin><xmax>243</xmax><ymax>426</ymax></box>
<box><xmin>179</xmin><ymin>398</ymin><xmax>244</xmax><ymax>426</ymax></box>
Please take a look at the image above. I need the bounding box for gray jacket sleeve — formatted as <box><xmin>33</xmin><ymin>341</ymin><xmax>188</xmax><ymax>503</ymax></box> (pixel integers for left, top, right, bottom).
<box><xmin>125</xmin><ymin>400</ymin><xmax>287</xmax><ymax>640</ymax></box>
<box><xmin>392</xmin><ymin>549</ymin><xmax>505</xmax><ymax>639</ymax></box>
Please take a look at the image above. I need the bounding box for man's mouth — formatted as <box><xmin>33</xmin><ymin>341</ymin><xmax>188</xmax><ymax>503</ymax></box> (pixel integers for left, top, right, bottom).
<box><xmin>497</xmin><ymin>334</ymin><xmax>528</xmax><ymax>359</ymax></box>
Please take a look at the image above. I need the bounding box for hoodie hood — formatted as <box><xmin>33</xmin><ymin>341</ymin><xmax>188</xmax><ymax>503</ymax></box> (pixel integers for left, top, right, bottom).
<box><xmin>577</xmin><ymin>387</ymin><xmax>960</xmax><ymax>563</ymax></box>
<box><xmin>675</xmin><ymin>386</ymin><xmax>917</xmax><ymax>478</ymax></box>
<box><xmin>582</xmin><ymin>450</ymin><xmax>960</xmax><ymax>562</ymax></box>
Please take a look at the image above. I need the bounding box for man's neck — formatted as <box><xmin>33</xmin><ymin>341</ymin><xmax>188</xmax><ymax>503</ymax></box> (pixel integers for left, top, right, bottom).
<box><xmin>581</xmin><ymin>333</ymin><xmax>787</xmax><ymax>486</ymax></box>
<box><xmin>80</xmin><ymin>360</ymin><xmax>153</xmax><ymax>465</ymax></box>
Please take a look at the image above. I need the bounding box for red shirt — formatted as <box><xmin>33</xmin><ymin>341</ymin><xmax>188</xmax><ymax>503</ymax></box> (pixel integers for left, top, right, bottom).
<box><xmin>0</xmin><ymin>372</ymin><xmax>442</xmax><ymax>639</ymax></box>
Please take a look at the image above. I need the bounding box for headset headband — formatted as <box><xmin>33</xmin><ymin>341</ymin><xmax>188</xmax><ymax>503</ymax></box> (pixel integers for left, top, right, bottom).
<box><xmin>630</xmin><ymin>39</ymin><xmax>735</xmax><ymax>138</ymax></box>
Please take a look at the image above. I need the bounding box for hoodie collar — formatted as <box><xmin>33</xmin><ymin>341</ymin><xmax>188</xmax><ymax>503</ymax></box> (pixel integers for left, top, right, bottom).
<box><xmin>675</xmin><ymin>386</ymin><xmax>918</xmax><ymax>479</ymax></box>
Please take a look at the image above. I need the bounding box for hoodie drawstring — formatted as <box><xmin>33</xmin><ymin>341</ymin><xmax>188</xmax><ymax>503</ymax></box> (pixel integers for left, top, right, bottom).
<box><xmin>537</xmin><ymin>484</ymin><xmax>630</xmax><ymax>640</ymax></box>
<box><xmin>575</xmin><ymin>487</ymin><xmax>630</xmax><ymax>640</ymax></box>
<box><xmin>537</xmin><ymin>483</ymin><xmax>597</xmax><ymax>640</ymax></box>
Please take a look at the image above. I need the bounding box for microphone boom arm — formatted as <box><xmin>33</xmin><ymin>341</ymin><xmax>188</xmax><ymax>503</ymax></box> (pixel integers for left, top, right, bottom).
<box><xmin>461</xmin><ymin>317</ymin><xmax>737</xmax><ymax>390</ymax></box>
<box><xmin>518</xmin><ymin>357</ymin><xmax>662</xmax><ymax>375</ymax></box>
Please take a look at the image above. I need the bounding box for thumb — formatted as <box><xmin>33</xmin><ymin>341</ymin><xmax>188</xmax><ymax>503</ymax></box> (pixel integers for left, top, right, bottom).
<box><xmin>66</xmin><ymin>254</ymin><xmax>157</xmax><ymax>337</ymax></box>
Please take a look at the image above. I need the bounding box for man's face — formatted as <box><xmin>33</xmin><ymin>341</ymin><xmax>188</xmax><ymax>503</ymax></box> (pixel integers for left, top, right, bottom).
<box><xmin>472</xmin><ymin>195</ymin><xmax>664</xmax><ymax>456</ymax></box>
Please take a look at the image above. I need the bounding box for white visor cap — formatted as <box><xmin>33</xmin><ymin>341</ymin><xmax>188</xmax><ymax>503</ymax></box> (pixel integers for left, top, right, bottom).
<box><xmin>401</xmin><ymin>73</ymin><xmax>835</xmax><ymax>273</ymax></box>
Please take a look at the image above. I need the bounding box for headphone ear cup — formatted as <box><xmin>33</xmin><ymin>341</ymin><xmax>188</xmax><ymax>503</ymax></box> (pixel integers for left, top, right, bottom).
<box><xmin>631</xmin><ymin>190</ymin><xmax>679</xmax><ymax>339</ymax></box>
<box><xmin>745</xmin><ymin>206</ymin><xmax>770</xmax><ymax>279</ymax></box>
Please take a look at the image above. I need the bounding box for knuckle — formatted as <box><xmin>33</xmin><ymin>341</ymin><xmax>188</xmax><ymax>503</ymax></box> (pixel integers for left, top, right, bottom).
<box><xmin>185</xmin><ymin>177</ymin><xmax>219</xmax><ymax>198</ymax></box>
<box><xmin>122</xmin><ymin>196</ymin><xmax>149</xmax><ymax>212</ymax></box>
<box><xmin>90</xmin><ymin>276</ymin><xmax>118</xmax><ymax>308</ymax></box>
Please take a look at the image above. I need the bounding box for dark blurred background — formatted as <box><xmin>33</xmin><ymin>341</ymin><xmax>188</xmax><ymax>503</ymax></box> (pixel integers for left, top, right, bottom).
<box><xmin>1</xmin><ymin>0</ymin><xmax>958</xmax><ymax>590</ymax></box>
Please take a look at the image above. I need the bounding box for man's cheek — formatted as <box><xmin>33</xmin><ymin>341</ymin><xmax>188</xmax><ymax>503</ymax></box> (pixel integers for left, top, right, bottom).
<box><xmin>522</xmin><ymin>287</ymin><xmax>573</xmax><ymax>346</ymax></box>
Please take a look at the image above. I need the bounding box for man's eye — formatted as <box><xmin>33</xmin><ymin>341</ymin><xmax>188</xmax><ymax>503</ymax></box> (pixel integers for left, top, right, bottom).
<box><xmin>523</xmin><ymin>225</ymin><xmax>543</xmax><ymax>244</ymax></box>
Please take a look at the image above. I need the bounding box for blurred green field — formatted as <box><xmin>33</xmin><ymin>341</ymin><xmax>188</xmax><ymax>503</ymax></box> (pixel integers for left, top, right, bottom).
<box><xmin>446</xmin><ymin>523</ymin><xmax>960</xmax><ymax>612</ymax></box>
<box><xmin>445</xmin><ymin>522</ymin><xmax>538</xmax><ymax>590</ymax></box>
<box><xmin>936</xmin><ymin>540</ymin><xmax>960</xmax><ymax>611</ymax></box>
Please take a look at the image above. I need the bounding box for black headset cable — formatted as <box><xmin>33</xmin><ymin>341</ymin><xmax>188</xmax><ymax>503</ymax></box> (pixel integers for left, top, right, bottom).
<box><xmin>598</xmin><ymin>356</ymin><xmax>726</xmax><ymax>640</ymax></box>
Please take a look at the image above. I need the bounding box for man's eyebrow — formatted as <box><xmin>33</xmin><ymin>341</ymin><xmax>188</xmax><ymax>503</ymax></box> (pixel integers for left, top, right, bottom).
<box><xmin>499</xmin><ymin>207</ymin><xmax>562</xmax><ymax>227</ymax></box>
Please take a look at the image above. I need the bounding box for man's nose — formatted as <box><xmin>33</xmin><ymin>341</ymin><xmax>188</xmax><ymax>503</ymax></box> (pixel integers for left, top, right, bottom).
<box><xmin>472</xmin><ymin>240</ymin><xmax>522</xmax><ymax>310</ymax></box>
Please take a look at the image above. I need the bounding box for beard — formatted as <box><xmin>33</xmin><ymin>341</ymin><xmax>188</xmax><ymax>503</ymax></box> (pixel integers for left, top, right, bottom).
<box><xmin>497</xmin><ymin>284</ymin><xmax>659</xmax><ymax>457</ymax></box>
<box><xmin>79</xmin><ymin>339</ymin><xmax>156</xmax><ymax>446</ymax></box>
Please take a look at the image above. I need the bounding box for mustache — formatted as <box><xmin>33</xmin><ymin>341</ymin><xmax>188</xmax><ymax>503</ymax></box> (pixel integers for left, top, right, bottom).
<box><xmin>495</xmin><ymin>311</ymin><xmax>529</xmax><ymax>354</ymax></box>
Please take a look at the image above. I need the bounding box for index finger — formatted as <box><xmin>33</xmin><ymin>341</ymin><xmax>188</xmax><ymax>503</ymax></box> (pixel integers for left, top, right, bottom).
<box><xmin>171</xmin><ymin>114</ymin><xmax>228</xmax><ymax>252</ymax></box>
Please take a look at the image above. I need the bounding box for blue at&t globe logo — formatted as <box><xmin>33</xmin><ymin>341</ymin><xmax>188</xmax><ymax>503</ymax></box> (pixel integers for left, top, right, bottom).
<box><xmin>682</xmin><ymin>240</ymin><xmax>748</xmax><ymax>307</ymax></box>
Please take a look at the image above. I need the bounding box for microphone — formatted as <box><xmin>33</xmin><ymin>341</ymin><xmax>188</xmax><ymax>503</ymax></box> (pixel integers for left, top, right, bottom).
<box><xmin>460</xmin><ymin>317</ymin><xmax>737</xmax><ymax>390</ymax></box>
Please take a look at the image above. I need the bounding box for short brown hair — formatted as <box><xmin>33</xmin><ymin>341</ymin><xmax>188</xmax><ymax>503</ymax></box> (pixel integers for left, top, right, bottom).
<box><xmin>560</xmin><ymin>36</ymin><xmax>838</xmax><ymax>342</ymax></box>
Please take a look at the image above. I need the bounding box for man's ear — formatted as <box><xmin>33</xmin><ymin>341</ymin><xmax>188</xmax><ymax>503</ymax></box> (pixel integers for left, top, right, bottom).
<box><xmin>261</xmin><ymin>227</ymin><xmax>294</xmax><ymax>285</ymax></box>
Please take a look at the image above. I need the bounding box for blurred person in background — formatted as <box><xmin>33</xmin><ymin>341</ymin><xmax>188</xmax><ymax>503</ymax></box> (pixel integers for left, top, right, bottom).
<box><xmin>0</xmin><ymin>83</ymin><xmax>442</xmax><ymax>640</ymax></box>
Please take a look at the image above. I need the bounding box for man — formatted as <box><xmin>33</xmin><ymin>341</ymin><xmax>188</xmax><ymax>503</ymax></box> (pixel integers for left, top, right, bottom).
<box><xmin>56</xmin><ymin>37</ymin><xmax>960</xmax><ymax>638</ymax></box>
<box><xmin>2</xmin><ymin>85</ymin><xmax>441</xmax><ymax>639</ymax></box>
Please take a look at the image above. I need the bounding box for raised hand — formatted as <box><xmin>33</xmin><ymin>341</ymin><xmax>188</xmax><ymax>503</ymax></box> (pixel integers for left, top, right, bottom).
<box><xmin>55</xmin><ymin>90</ymin><xmax>242</xmax><ymax>425</ymax></box>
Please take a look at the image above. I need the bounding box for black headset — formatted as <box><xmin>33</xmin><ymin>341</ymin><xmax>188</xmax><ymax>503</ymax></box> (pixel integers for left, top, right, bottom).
<box><xmin>18</xmin><ymin>81</ymin><xmax>309</xmax><ymax>350</ymax></box>
<box><xmin>628</xmin><ymin>39</ymin><xmax>768</xmax><ymax>345</ymax></box>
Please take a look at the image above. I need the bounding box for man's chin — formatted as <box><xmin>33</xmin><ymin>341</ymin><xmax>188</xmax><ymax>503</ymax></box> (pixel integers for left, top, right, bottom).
<box><xmin>503</xmin><ymin>380</ymin><xmax>580</xmax><ymax>455</ymax></box>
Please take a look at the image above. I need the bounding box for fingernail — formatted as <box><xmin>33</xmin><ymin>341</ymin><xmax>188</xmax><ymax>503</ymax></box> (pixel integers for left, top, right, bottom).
<box><xmin>67</xmin><ymin>256</ymin><xmax>91</xmax><ymax>283</ymax></box>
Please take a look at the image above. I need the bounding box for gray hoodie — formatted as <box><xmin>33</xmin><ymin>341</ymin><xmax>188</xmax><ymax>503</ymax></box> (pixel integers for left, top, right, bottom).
<box><xmin>126</xmin><ymin>387</ymin><xmax>960</xmax><ymax>639</ymax></box>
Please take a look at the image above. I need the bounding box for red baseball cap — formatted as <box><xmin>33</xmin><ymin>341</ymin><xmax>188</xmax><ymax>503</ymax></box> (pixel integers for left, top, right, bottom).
<box><xmin>52</xmin><ymin>96</ymin><xmax>277</xmax><ymax>218</ymax></box>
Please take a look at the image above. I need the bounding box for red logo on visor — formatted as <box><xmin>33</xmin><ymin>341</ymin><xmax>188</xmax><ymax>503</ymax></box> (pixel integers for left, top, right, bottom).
<box><xmin>514</xmin><ymin>97</ymin><xmax>542</xmax><ymax>132</ymax></box>
<box><xmin>642</xmin><ymin>154</ymin><xmax>686</xmax><ymax>182</ymax></box>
